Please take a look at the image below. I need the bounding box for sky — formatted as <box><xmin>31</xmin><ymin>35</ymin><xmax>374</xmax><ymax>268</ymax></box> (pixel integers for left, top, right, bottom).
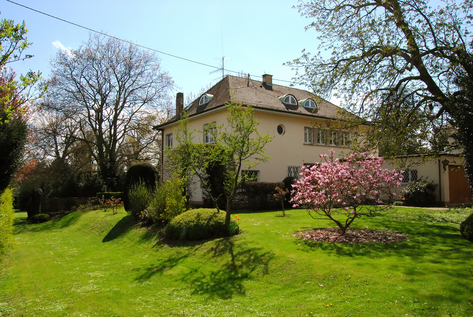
<box><xmin>2</xmin><ymin>0</ymin><xmax>328</xmax><ymax>105</ymax></box>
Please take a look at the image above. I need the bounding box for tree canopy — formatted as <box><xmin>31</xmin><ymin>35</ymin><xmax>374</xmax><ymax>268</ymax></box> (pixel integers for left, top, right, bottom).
<box><xmin>288</xmin><ymin>0</ymin><xmax>473</xmax><ymax>187</ymax></box>
<box><xmin>45</xmin><ymin>34</ymin><xmax>173</xmax><ymax>190</ymax></box>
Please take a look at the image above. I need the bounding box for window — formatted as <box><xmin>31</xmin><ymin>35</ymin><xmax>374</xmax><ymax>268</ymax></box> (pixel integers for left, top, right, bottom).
<box><xmin>165</xmin><ymin>133</ymin><xmax>173</xmax><ymax>148</ymax></box>
<box><xmin>304</xmin><ymin>127</ymin><xmax>314</xmax><ymax>144</ymax></box>
<box><xmin>329</xmin><ymin>131</ymin><xmax>338</xmax><ymax>146</ymax></box>
<box><xmin>279</xmin><ymin>94</ymin><xmax>298</xmax><ymax>106</ymax></box>
<box><xmin>242</xmin><ymin>170</ymin><xmax>259</xmax><ymax>181</ymax></box>
<box><xmin>203</xmin><ymin>122</ymin><xmax>216</xmax><ymax>144</ymax></box>
<box><xmin>288</xmin><ymin>166</ymin><xmax>300</xmax><ymax>179</ymax></box>
<box><xmin>199</xmin><ymin>93</ymin><xmax>213</xmax><ymax>106</ymax></box>
<box><xmin>341</xmin><ymin>132</ymin><xmax>350</xmax><ymax>146</ymax></box>
<box><xmin>277</xmin><ymin>124</ymin><xmax>285</xmax><ymax>135</ymax></box>
<box><xmin>401</xmin><ymin>169</ymin><xmax>418</xmax><ymax>183</ymax></box>
<box><xmin>301</xmin><ymin>98</ymin><xmax>317</xmax><ymax>109</ymax></box>
<box><xmin>317</xmin><ymin>129</ymin><xmax>326</xmax><ymax>144</ymax></box>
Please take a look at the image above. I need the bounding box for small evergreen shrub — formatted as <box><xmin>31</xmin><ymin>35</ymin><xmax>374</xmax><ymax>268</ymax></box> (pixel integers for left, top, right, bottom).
<box><xmin>127</xmin><ymin>182</ymin><xmax>153</xmax><ymax>219</ymax></box>
<box><xmin>165</xmin><ymin>208</ymin><xmax>239</xmax><ymax>240</ymax></box>
<box><xmin>282</xmin><ymin>176</ymin><xmax>296</xmax><ymax>208</ymax></box>
<box><xmin>460</xmin><ymin>213</ymin><xmax>473</xmax><ymax>242</ymax></box>
<box><xmin>31</xmin><ymin>213</ymin><xmax>51</xmax><ymax>223</ymax></box>
<box><xmin>0</xmin><ymin>188</ymin><xmax>15</xmax><ymax>257</ymax></box>
<box><xmin>143</xmin><ymin>176</ymin><xmax>186</xmax><ymax>223</ymax></box>
<box><xmin>401</xmin><ymin>180</ymin><xmax>437</xmax><ymax>206</ymax></box>
<box><xmin>123</xmin><ymin>163</ymin><xmax>158</xmax><ymax>211</ymax></box>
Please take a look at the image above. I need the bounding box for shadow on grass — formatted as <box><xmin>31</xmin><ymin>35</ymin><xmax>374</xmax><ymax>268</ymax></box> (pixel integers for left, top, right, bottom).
<box><xmin>13</xmin><ymin>210</ymin><xmax>86</xmax><ymax>234</ymax></box>
<box><xmin>186</xmin><ymin>238</ymin><xmax>274</xmax><ymax>299</ymax></box>
<box><xmin>135</xmin><ymin>237</ymin><xmax>274</xmax><ymax>299</ymax></box>
<box><xmin>102</xmin><ymin>215</ymin><xmax>136</xmax><ymax>242</ymax></box>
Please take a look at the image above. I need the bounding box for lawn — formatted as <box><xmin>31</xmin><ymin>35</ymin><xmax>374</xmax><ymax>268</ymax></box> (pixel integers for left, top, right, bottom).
<box><xmin>1</xmin><ymin>206</ymin><xmax>472</xmax><ymax>316</ymax></box>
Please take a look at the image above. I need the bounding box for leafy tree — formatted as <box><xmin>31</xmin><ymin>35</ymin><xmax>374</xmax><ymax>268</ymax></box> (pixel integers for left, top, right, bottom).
<box><xmin>291</xmin><ymin>150</ymin><xmax>402</xmax><ymax>235</ymax></box>
<box><xmin>45</xmin><ymin>34</ymin><xmax>173</xmax><ymax>190</ymax></box>
<box><xmin>168</xmin><ymin>102</ymin><xmax>273</xmax><ymax>229</ymax></box>
<box><xmin>288</xmin><ymin>0</ymin><xmax>473</xmax><ymax>187</ymax></box>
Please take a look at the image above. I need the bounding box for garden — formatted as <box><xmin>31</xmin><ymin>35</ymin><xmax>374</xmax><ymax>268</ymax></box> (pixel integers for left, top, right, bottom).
<box><xmin>1</xmin><ymin>204</ymin><xmax>472</xmax><ymax>316</ymax></box>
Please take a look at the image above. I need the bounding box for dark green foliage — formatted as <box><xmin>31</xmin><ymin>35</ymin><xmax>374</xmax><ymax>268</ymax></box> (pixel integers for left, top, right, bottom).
<box><xmin>0</xmin><ymin>112</ymin><xmax>27</xmax><ymax>192</ymax></box>
<box><xmin>282</xmin><ymin>177</ymin><xmax>296</xmax><ymax>208</ymax></box>
<box><xmin>96</xmin><ymin>192</ymin><xmax>124</xmax><ymax>201</ymax></box>
<box><xmin>202</xmin><ymin>158</ymin><xmax>227</xmax><ymax>209</ymax></box>
<box><xmin>25</xmin><ymin>188</ymin><xmax>43</xmax><ymax>219</ymax></box>
<box><xmin>460</xmin><ymin>213</ymin><xmax>473</xmax><ymax>241</ymax></box>
<box><xmin>165</xmin><ymin>208</ymin><xmax>239</xmax><ymax>240</ymax></box>
<box><xmin>123</xmin><ymin>163</ymin><xmax>158</xmax><ymax>211</ymax></box>
<box><xmin>237</xmin><ymin>182</ymin><xmax>283</xmax><ymax>210</ymax></box>
<box><xmin>30</xmin><ymin>213</ymin><xmax>51</xmax><ymax>223</ymax></box>
<box><xmin>127</xmin><ymin>182</ymin><xmax>153</xmax><ymax>220</ymax></box>
<box><xmin>401</xmin><ymin>180</ymin><xmax>437</xmax><ymax>207</ymax></box>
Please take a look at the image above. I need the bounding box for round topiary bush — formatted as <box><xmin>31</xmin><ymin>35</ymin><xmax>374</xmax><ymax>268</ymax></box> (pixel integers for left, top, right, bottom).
<box><xmin>123</xmin><ymin>163</ymin><xmax>158</xmax><ymax>213</ymax></box>
<box><xmin>401</xmin><ymin>179</ymin><xmax>437</xmax><ymax>206</ymax></box>
<box><xmin>460</xmin><ymin>212</ymin><xmax>473</xmax><ymax>242</ymax></box>
<box><xmin>31</xmin><ymin>213</ymin><xmax>51</xmax><ymax>223</ymax></box>
<box><xmin>165</xmin><ymin>208</ymin><xmax>239</xmax><ymax>240</ymax></box>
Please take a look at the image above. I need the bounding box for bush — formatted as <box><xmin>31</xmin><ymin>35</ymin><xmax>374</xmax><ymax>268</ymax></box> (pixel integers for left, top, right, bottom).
<box><xmin>165</xmin><ymin>208</ymin><xmax>239</xmax><ymax>240</ymax></box>
<box><xmin>460</xmin><ymin>213</ymin><xmax>473</xmax><ymax>242</ymax></box>
<box><xmin>96</xmin><ymin>192</ymin><xmax>124</xmax><ymax>201</ymax></box>
<box><xmin>30</xmin><ymin>213</ymin><xmax>51</xmax><ymax>224</ymax></box>
<box><xmin>0</xmin><ymin>188</ymin><xmax>15</xmax><ymax>258</ymax></box>
<box><xmin>282</xmin><ymin>176</ymin><xmax>296</xmax><ymax>208</ymax></box>
<box><xmin>127</xmin><ymin>182</ymin><xmax>153</xmax><ymax>219</ymax></box>
<box><xmin>237</xmin><ymin>182</ymin><xmax>283</xmax><ymax>210</ymax></box>
<box><xmin>142</xmin><ymin>176</ymin><xmax>186</xmax><ymax>223</ymax></box>
<box><xmin>401</xmin><ymin>180</ymin><xmax>437</xmax><ymax>206</ymax></box>
<box><xmin>123</xmin><ymin>163</ymin><xmax>158</xmax><ymax>211</ymax></box>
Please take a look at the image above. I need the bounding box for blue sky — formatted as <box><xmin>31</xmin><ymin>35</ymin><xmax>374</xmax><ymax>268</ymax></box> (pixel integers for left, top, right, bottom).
<box><xmin>2</xmin><ymin>0</ymin><xmax>326</xmax><ymax>103</ymax></box>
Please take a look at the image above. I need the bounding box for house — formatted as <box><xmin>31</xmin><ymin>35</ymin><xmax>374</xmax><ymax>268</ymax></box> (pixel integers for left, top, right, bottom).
<box><xmin>154</xmin><ymin>74</ymin><xmax>370</xmax><ymax>204</ymax></box>
<box><xmin>383</xmin><ymin>154</ymin><xmax>472</xmax><ymax>206</ymax></box>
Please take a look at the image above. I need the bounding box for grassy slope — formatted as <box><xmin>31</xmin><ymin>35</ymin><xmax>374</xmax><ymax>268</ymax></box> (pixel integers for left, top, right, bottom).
<box><xmin>0</xmin><ymin>207</ymin><xmax>472</xmax><ymax>316</ymax></box>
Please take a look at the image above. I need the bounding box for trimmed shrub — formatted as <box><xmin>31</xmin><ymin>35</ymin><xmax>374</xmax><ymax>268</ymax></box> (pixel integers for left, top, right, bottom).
<box><xmin>401</xmin><ymin>180</ymin><xmax>437</xmax><ymax>206</ymax></box>
<box><xmin>0</xmin><ymin>188</ymin><xmax>15</xmax><ymax>257</ymax></box>
<box><xmin>282</xmin><ymin>176</ymin><xmax>296</xmax><ymax>208</ymax></box>
<box><xmin>30</xmin><ymin>213</ymin><xmax>51</xmax><ymax>224</ymax></box>
<box><xmin>123</xmin><ymin>163</ymin><xmax>158</xmax><ymax>211</ymax></box>
<box><xmin>143</xmin><ymin>176</ymin><xmax>186</xmax><ymax>223</ymax></box>
<box><xmin>165</xmin><ymin>208</ymin><xmax>239</xmax><ymax>240</ymax></box>
<box><xmin>237</xmin><ymin>182</ymin><xmax>284</xmax><ymax>210</ymax></box>
<box><xmin>127</xmin><ymin>182</ymin><xmax>153</xmax><ymax>219</ymax></box>
<box><xmin>460</xmin><ymin>213</ymin><xmax>473</xmax><ymax>242</ymax></box>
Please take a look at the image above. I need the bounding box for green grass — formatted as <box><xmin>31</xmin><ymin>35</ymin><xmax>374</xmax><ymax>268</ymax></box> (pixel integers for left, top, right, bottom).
<box><xmin>1</xmin><ymin>206</ymin><xmax>472</xmax><ymax>316</ymax></box>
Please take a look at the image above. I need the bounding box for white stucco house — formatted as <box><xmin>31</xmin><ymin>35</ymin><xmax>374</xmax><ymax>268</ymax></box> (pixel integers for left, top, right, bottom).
<box><xmin>154</xmin><ymin>74</ymin><xmax>370</xmax><ymax>204</ymax></box>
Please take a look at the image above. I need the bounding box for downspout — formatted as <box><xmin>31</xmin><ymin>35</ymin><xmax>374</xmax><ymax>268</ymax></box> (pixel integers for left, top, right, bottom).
<box><xmin>438</xmin><ymin>159</ymin><xmax>442</xmax><ymax>206</ymax></box>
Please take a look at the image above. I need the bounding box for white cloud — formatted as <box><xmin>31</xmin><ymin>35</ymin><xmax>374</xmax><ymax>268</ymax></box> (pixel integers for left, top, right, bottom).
<box><xmin>52</xmin><ymin>41</ymin><xmax>73</xmax><ymax>56</ymax></box>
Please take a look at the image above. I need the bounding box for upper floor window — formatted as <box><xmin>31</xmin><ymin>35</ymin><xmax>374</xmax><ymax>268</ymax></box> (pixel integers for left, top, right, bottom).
<box><xmin>341</xmin><ymin>132</ymin><xmax>350</xmax><ymax>146</ymax></box>
<box><xmin>301</xmin><ymin>98</ymin><xmax>317</xmax><ymax>109</ymax></box>
<box><xmin>166</xmin><ymin>133</ymin><xmax>173</xmax><ymax>148</ymax></box>
<box><xmin>304</xmin><ymin>127</ymin><xmax>314</xmax><ymax>144</ymax></box>
<box><xmin>329</xmin><ymin>131</ymin><xmax>338</xmax><ymax>146</ymax></box>
<box><xmin>203</xmin><ymin>122</ymin><xmax>216</xmax><ymax>144</ymax></box>
<box><xmin>199</xmin><ymin>93</ymin><xmax>213</xmax><ymax>106</ymax></box>
<box><xmin>317</xmin><ymin>129</ymin><xmax>326</xmax><ymax>145</ymax></box>
<box><xmin>279</xmin><ymin>94</ymin><xmax>298</xmax><ymax>106</ymax></box>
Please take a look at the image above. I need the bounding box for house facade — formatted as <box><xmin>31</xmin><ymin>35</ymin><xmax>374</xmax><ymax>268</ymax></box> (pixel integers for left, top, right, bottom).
<box><xmin>383</xmin><ymin>154</ymin><xmax>472</xmax><ymax>206</ymax></box>
<box><xmin>155</xmin><ymin>74</ymin><xmax>370</xmax><ymax>204</ymax></box>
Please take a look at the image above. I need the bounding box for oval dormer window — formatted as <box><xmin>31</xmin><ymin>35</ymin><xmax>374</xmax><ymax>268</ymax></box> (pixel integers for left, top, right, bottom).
<box><xmin>199</xmin><ymin>93</ymin><xmax>213</xmax><ymax>106</ymax></box>
<box><xmin>301</xmin><ymin>98</ymin><xmax>317</xmax><ymax>109</ymax></box>
<box><xmin>279</xmin><ymin>94</ymin><xmax>298</xmax><ymax>106</ymax></box>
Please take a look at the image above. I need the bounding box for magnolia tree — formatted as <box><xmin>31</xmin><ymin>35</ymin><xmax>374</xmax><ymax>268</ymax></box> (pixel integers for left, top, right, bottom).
<box><xmin>291</xmin><ymin>150</ymin><xmax>402</xmax><ymax>235</ymax></box>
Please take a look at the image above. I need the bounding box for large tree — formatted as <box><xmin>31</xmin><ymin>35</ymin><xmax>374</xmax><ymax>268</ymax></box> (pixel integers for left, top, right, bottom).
<box><xmin>45</xmin><ymin>34</ymin><xmax>173</xmax><ymax>190</ymax></box>
<box><xmin>288</xmin><ymin>0</ymin><xmax>473</xmax><ymax>188</ymax></box>
<box><xmin>1</xmin><ymin>19</ymin><xmax>41</xmax><ymax>192</ymax></box>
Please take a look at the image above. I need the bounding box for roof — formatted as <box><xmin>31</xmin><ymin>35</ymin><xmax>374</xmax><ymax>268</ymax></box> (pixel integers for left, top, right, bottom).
<box><xmin>155</xmin><ymin>75</ymin><xmax>354</xmax><ymax>129</ymax></box>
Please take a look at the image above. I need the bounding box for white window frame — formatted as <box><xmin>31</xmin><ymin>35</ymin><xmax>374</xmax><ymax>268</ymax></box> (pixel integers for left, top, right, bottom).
<box><xmin>329</xmin><ymin>131</ymin><xmax>338</xmax><ymax>146</ymax></box>
<box><xmin>166</xmin><ymin>133</ymin><xmax>173</xmax><ymax>148</ymax></box>
<box><xmin>304</xmin><ymin>127</ymin><xmax>314</xmax><ymax>144</ymax></box>
<box><xmin>317</xmin><ymin>129</ymin><xmax>326</xmax><ymax>145</ymax></box>
<box><xmin>203</xmin><ymin>122</ymin><xmax>216</xmax><ymax>144</ymax></box>
<box><xmin>341</xmin><ymin>132</ymin><xmax>350</xmax><ymax>146</ymax></box>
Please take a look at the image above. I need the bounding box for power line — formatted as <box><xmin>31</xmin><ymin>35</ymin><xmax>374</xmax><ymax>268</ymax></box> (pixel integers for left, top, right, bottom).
<box><xmin>6</xmin><ymin>0</ymin><xmax>295</xmax><ymax>86</ymax></box>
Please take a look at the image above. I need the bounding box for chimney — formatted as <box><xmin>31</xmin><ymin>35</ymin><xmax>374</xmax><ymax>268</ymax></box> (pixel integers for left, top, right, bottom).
<box><xmin>262</xmin><ymin>74</ymin><xmax>273</xmax><ymax>90</ymax></box>
<box><xmin>176</xmin><ymin>92</ymin><xmax>184</xmax><ymax>118</ymax></box>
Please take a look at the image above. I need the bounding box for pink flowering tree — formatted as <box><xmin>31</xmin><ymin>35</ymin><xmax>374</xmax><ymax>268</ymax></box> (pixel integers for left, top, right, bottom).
<box><xmin>291</xmin><ymin>150</ymin><xmax>402</xmax><ymax>235</ymax></box>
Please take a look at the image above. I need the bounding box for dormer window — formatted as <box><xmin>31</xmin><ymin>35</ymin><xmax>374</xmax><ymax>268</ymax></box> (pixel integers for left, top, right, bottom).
<box><xmin>279</xmin><ymin>94</ymin><xmax>298</xmax><ymax>106</ymax></box>
<box><xmin>199</xmin><ymin>93</ymin><xmax>213</xmax><ymax>106</ymax></box>
<box><xmin>301</xmin><ymin>98</ymin><xmax>317</xmax><ymax>109</ymax></box>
